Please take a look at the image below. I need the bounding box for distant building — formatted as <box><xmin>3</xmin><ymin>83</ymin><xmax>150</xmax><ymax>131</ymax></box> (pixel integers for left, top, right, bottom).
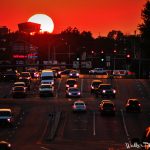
<box><xmin>18</xmin><ymin>22</ymin><xmax>41</xmax><ymax>33</ymax></box>
<box><xmin>0</xmin><ymin>26</ymin><xmax>9</xmax><ymax>35</ymax></box>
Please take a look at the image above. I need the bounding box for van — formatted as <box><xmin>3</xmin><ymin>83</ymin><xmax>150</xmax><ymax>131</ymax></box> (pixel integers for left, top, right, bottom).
<box><xmin>40</xmin><ymin>69</ymin><xmax>54</xmax><ymax>85</ymax></box>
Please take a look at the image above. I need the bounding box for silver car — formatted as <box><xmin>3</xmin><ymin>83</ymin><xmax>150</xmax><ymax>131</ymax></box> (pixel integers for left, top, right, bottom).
<box><xmin>72</xmin><ymin>100</ymin><xmax>87</xmax><ymax>112</ymax></box>
<box><xmin>66</xmin><ymin>87</ymin><xmax>81</xmax><ymax>98</ymax></box>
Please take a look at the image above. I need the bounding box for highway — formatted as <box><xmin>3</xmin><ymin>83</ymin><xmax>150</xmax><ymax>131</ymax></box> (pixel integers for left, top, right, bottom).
<box><xmin>0</xmin><ymin>75</ymin><xmax>150</xmax><ymax>150</ymax></box>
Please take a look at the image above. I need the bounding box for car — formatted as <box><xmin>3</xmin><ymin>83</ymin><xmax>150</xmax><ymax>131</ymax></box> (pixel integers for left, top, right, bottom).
<box><xmin>12</xmin><ymin>86</ymin><xmax>27</xmax><ymax>98</ymax></box>
<box><xmin>0</xmin><ymin>141</ymin><xmax>11</xmax><ymax>150</ymax></box>
<box><xmin>72</xmin><ymin>100</ymin><xmax>87</xmax><ymax>112</ymax></box>
<box><xmin>96</xmin><ymin>84</ymin><xmax>116</xmax><ymax>98</ymax></box>
<box><xmin>2</xmin><ymin>70</ymin><xmax>19</xmax><ymax>81</ymax></box>
<box><xmin>18</xmin><ymin>72</ymin><xmax>32</xmax><ymax>88</ymax></box>
<box><xmin>13</xmin><ymin>81</ymin><xmax>28</xmax><ymax>90</ymax></box>
<box><xmin>66</xmin><ymin>87</ymin><xmax>81</xmax><ymax>98</ymax></box>
<box><xmin>39</xmin><ymin>84</ymin><xmax>54</xmax><ymax>97</ymax></box>
<box><xmin>68</xmin><ymin>70</ymin><xmax>80</xmax><ymax>78</ymax></box>
<box><xmin>60</xmin><ymin>69</ymin><xmax>73</xmax><ymax>75</ymax></box>
<box><xmin>65</xmin><ymin>78</ymin><xmax>78</xmax><ymax>89</ymax></box>
<box><xmin>125</xmin><ymin>98</ymin><xmax>141</xmax><ymax>112</ymax></box>
<box><xmin>91</xmin><ymin>79</ymin><xmax>103</xmax><ymax>94</ymax></box>
<box><xmin>0</xmin><ymin>108</ymin><xmax>14</xmax><ymax>126</ymax></box>
<box><xmin>99</xmin><ymin>100</ymin><xmax>116</xmax><ymax>115</ymax></box>
<box><xmin>89</xmin><ymin>68</ymin><xmax>106</xmax><ymax>74</ymax></box>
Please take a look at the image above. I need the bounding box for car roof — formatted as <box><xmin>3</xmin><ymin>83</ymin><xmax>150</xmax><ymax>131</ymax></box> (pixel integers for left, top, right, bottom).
<box><xmin>92</xmin><ymin>80</ymin><xmax>102</xmax><ymax>83</ymax></box>
<box><xmin>66</xmin><ymin>78</ymin><xmax>77</xmax><ymax>81</ymax></box>
<box><xmin>74</xmin><ymin>100</ymin><xmax>85</xmax><ymax>104</ymax></box>
<box><xmin>14</xmin><ymin>82</ymin><xmax>25</xmax><ymax>84</ymax></box>
<box><xmin>101</xmin><ymin>100</ymin><xmax>114</xmax><ymax>104</ymax></box>
<box><xmin>14</xmin><ymin>86</ymin><xmax>25</xmax><ymax>88</ymax></box>
<box><xmin>0</xmin><ymin>108</ymin><xmax>11</xmax><ymax>112</ymax></box>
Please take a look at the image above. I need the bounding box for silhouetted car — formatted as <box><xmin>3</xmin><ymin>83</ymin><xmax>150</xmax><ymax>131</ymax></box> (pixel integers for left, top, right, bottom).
<box><xmin>0</xmin><ymin>141</ymin><xmax>11</xmax><ymax>150</ymax></box>
<box><xmin>65</xmin><ymin>78</ymin><xmax>77</xmax><ymax>89</ymax></box>
<box><xmin>91</xmin><ymin>79</ymin><xmax>103</xmax><ymax>94</ymax></box>
<box><xmin>61</xmin><ymin>69</ymin><xmax>73</xmax><ymax>75</ymax></box>
<box><xmin>18</xmin><ymin>72</ymin><xmax>31</xmax><ymax>89</ymax></box>
<box><xmin>125</xmin><ymin>98</ymin><xmax>141</xmax><ymax>112</ymax></box>
<box><xmin>68</xmin><ymin>70</ymin><xmax>80</xmax><ymax>78</ymax></box>
<box><xmin>99</xmin><ymin>100</ymin><xmax>116</xmax><ymax>115</ymax></box>
<box><xmin>96</xmin><ymin>84</ymin><xmax>116</xmax><ymax>98</ymax></box>
<box><xmin>0</xmin><ymin>109</ymin><xmax>14</xmax><ymax>126</ymax></box>
<box><xmin>12</xmin><ymin>86</ymin><xmax>27</xmax><ymax>98</ymax></box>
<box><xmin>66</xmin><ymin>87</ymin><xmax>81</xmax><ymax>98</ymax></box>
<box><xmin>72</xmin><ymin>100</ymin><xmax>87</xmax><ymax>112</ymax></box>
<box><xmin>2</xmin><ymin>70</ymin><xmax>19</xmax><ymax>81</ymax></box>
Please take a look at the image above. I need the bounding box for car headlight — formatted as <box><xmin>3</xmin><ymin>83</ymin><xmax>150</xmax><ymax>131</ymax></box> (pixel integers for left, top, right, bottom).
<box><xmin>113</xmin><ymin>90</ymin><xmax>116</xmax><ymax>93</ymax></box>
<box><xmin>77</xmin><ymin>92</ymin><xmax>81</xmax><ymax>95</ymax></box>
<box><xmin>69</xmin><ymin>92</ymin><xmax>72</xmax><ymax>95</ymax></box>
<box><xmin>102</xmin><ymin>90</ymin><xmax>106</xmax><ymax>93</ymax></box>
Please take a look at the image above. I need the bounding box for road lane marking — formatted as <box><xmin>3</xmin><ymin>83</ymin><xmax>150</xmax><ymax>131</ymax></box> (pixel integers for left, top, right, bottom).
<box><xmin>120</xmin><ymin>109</ymin><xmax>130</xmax><ymax>140</ymax></box>
<box><xmin>93</xmin><ymin>111</ymin><xmax>96</xmax><ymax>136</ymax></box>
<box><xmin>56</xmin><ymin>79</ymin><xmax>62</xmax><ymax>98</ymax></box>
<box><xmin>81</xmin><ymin>78</ymin><xmax>83</xmax><ymax>93</ymax></box>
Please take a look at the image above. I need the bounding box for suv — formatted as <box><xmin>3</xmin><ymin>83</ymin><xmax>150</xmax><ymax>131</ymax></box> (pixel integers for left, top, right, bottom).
<box><xmin>0</xmin><ymin>109</ymin><xmax>14</xmax><ymax>126</ymax></box>
<box><xmin>91</xmin><ymin>79</ymin><xmax>103</xmax><ymax>94</ymax></box>
<box><xmin>125</xmin><ymin>98</ymin><xmax>141</xmax><ymax>112</ymax></box>
<box><xmin>99</xmin><ymin>100</ymin><xmax>116</xmax><ymax>115</ymax></box>
<box><xmin>96</xmin><ymin>84</ymin><xmax>116</xmax><ymax>98</ymax></box>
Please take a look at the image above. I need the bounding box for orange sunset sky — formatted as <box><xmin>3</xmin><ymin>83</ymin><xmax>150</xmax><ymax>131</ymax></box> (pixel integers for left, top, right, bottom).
<box><xmin>0</xmin><ymin>0</ymin><xmax>147</xmax><ymax>37</ymax></box>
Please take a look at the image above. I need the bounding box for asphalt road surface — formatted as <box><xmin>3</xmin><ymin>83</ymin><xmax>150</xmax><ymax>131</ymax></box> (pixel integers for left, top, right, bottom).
<box><xmin>0</xmin><ymin>75</ymin><xmax>150</xmax><ymax>150</ymax></box>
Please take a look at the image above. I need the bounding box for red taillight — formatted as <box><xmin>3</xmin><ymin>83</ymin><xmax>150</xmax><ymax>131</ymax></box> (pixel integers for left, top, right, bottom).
<box><xmin>74</xmin><ymin>84</ymin><xmax>77</xmax><ymax>88</ymax></box>
<box><xmin>138</xmin><ymin>103</ymin><xmax>141</xmax><ymax>106</ymax></box>
<box><xmin>73</xmin><ymin>105</ymin><xmax>76</xmax><ymax>109</ymax></box>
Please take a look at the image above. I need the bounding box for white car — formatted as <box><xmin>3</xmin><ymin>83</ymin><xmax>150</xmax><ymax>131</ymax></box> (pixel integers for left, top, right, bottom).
<box><xmin>72</xmin><ymin>100</ymin><xmax>87</xmax><ymax>112</ymax></box>
<box><xmin>89</xmin><ymin>68</ymin><xmax>106</xmax><ymax>74</ymax></box>
<box><xmin>39</xmin><ymin>84</ymin><xmax>54</xmax><ymax>97</ymax></box>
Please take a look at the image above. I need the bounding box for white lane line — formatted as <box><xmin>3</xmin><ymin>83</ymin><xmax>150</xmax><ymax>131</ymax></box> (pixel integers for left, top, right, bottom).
<box><xmin>93</xmin><ymin>111</ymin><xmax>96</xmax><ymax>136</ymax></box>
<box><xmin>120</xmin><ymin>109</ymin><xmax>130</xmax><ymax>140</ymax></box>
<box><xmin>81</xmin><ymin>78</ymin><xmax>84</xmax><ymax>94</ymax></box>
<box><xmin>56</xmin><ymin>79</ymin><xmax>62</xmax><ymax>98</ymax></box>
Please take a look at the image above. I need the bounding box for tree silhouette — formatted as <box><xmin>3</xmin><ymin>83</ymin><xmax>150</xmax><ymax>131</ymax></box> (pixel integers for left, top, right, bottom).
<box><xmin>138</xmin><ymin>0</ymin><xmax>150</xmax><ymax>58</ymax></box>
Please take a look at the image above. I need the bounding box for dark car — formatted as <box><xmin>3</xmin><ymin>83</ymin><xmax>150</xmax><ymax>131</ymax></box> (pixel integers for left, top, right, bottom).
<box><xmin>125</xmin><ymin>98</ymin><xmax>141</xmax><ymax>112</ymax></box>
<box><xmin>91</xmin><ymin>79</ymin><xmax>103</xmax><ymax>94</ymax></box>
<box><xmin>0</xmin><ymin>109</ymin><xmax>14</xmax><ymax>126</ymax></box>
<box><xmin>66</xmin><ymin>87</ymin><xmax>81</xmax><ymax>98</ymax></box>
<box><xmin>12</xmin><ymin>86</ymin><xmax>27</xmax><ymax>98</ymax></box>
<box><xmin>18</xmin><ymin>72</ymin><xmax>31</xmax><ymax>89</ymax></box>
<box><xmin>68</xmin><ymin>70</ymin><xmax>80</xmax><ymax>78</ymax></box>
<box><xmin>99</xmin><ymin>100</ymin><xmax>116</xmax><ymax>115</ymax></box>
<box><xmin>2</xmin><ymin>70</ymin><xmax>19</xmax><ymax>81</ymax></box>
<box><xmin>0</xmin><ymin>141</ymin><xmax>11</xmax><ymax>150</ymax></box>
<box><xmin>65</xmin><ymin>78</ymin><xmax>77</xmax><ymax>89</ymax></box>
<box><xmin>96</xmin><ymin>84</ymin><xmax>116</xmax><ymax>98</ymax></box>
<box><xmin>61</xmin><ymin>69</ymin><xmax>73</xmax><ymax>75</ymax></box>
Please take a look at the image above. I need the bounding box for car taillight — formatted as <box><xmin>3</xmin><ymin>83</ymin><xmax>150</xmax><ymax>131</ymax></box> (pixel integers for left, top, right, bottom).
<box><xmin>102</xmin><ymin>90</ymin><xmax>106</xmax><ymax>93</ymax></box>
<box><xmin>91</xmin><ymin>86</ymin><xmax>94</xmax><ymax>89</ymax></box>
<box><xmin>113</xmin><ymin>90</ymin><xmax>116</xmax><ymax>93</ymax></box>
<box><xmin>66</xmin><ymin>84</ymin><xmax>69</xmax><ymax>87</ymax></box>
<box><xmin>77</xmin><ymin>92</ymin><xmax>81</xmax><ymax>95</ymax></box>
<box><xmin>126</xmin><ymin>104</ymin><xmax>130</xmax><ymax>106</ymax></box>
<box><xmin>73</xmin><ymin>105</ymin><xmax>76</xmax><ymax>109</ymax></box>
<box><xmin>74</xmin><ymin>84</ymin><xmax>77</xmax><ymax>88</ymax></box>
<box><xmin>7</xmin><ymin>118</ymin><xmax>11</xmax><ymax>122</ymax></box>
<box><xmin>138</xmin><ymin>103</ymin><xmax>141</xmax><ymax>106</ymax></box>
<box><xmin>76</xmin><ymin>73</ymin><xmax>79</xmax><ymax>76</ymax></box>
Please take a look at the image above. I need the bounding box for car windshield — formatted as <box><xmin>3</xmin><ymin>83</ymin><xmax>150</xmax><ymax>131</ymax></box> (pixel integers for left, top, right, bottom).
<box><xmin>100</xmin><ymin>85</ymin><xmax>112</xmax><ymax>89</ymax></box>
<box><xmin>14</xmin><ymin>87</ymin><xmax>24</xmax><ymax>91</ymax></box>
<box><xmin>40</xmin><ymin>85</ymin><xmax>51</xmax><ymax>88</ymax></box>
<box><xmin>129</xmin><ymin>100</ymin><xmax>139</xmax><ymax>105</ymax></box>
<box><xmin>103</xmin><ymin>103</ymin><xmax>114</xmax><ymax>108</ymax></box>
<box><xmin>21</xmin><ymin>73</ymin><xmax>30</xmax><ymax>77</ymax></box>
<box><xmin>75</xmin><ymin>103</ymin><xmax>84</xmax><ymax>106</ymax></box>
<box><xmin>69</xmin><ymin>88</ymin><xmax>79</xmax><ymax>92</ymax></box>
<box><xmin>67</xmin><ymin>80</ymin><xmax>76</xmax><ymax>84</ymax></box>
<box><xmin>92</xmin><ymin>82</ymin><xmax>102</xmax><ymax>86</ymax></box>
<box><xmin>0</xmin><ymin>111</ymin><xmax>11</xmax><ymax>116</ymax></box>
<box><xmin>41</xmin><ymin>76</ymin><xmax>53</xmax><ymax>80</ymax></box>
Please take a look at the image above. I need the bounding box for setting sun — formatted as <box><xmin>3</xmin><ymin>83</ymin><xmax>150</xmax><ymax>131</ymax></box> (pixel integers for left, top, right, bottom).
<box><xmin>28</xmin><ymin>14</ymin><xmax>54</xmax><ymax>33</ymax></box>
